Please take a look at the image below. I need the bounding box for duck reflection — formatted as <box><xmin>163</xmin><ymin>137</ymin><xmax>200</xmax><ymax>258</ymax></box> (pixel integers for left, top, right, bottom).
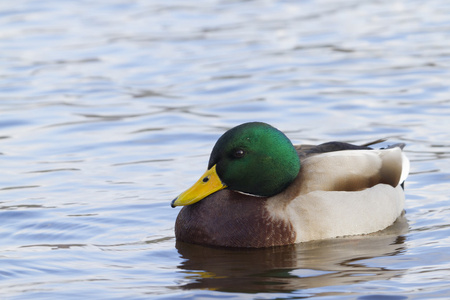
<box><xmin>175</xmin><ymin>214</ymin><xmax>408</xmax><ymax>293</ymax></box>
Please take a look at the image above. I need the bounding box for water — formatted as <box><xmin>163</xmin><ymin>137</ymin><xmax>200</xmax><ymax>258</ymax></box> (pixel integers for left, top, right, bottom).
<box><xmin>1</xmin><ymin>0</ymin><xmax>450</xmax><ymax>299</ymax></box>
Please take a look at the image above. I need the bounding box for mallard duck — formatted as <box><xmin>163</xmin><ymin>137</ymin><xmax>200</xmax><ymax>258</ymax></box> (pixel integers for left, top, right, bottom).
<box><xmin>171</xmin><ymin>122</ymin><xmax>409</xmax><ymax>248</ymax></box>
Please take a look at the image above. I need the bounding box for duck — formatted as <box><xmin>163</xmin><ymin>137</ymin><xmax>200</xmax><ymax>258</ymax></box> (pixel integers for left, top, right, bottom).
<box><xmin>171</xmin><ymin>122</ymin><xmax>409</xmax><ymax>248</ymax></box>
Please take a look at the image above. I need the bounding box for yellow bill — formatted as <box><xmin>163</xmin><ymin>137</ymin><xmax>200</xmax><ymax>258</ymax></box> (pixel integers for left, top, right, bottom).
<box><xmin>171</xmin><ymin>164</ymin><xmax>227</xmax><ymax>207</ymax></box>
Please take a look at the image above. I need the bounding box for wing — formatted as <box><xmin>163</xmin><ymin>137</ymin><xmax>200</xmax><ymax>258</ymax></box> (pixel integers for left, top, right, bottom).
<box><xmin>297</xmin><ymin>147</ymin><xmax>407</xmax><ymax>194</ymax></box>
<box><xmin>294</xmin><ymin>140</ymin><xmax>382</xmax><ymax>159</ymax></box>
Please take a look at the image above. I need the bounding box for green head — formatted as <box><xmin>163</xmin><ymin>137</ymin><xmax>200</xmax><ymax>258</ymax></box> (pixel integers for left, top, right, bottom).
<box><xmin>208</xmin><ymin>122</ymin><xmax>301</xmax><ymax>197</ymax></box>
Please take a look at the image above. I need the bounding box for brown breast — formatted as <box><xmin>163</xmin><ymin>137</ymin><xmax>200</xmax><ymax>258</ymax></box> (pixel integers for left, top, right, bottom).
<box><xmin>174</xmin><ymin>189</ymin><xmax>295</xmax><ymax>248</ymax></box>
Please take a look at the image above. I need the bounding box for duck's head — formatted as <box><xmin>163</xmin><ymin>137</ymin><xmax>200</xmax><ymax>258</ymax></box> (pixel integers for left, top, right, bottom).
<box><xmin>171</xmin><ymin>122</ymin><xmax>301</xmax><ymax>207</ymax></box>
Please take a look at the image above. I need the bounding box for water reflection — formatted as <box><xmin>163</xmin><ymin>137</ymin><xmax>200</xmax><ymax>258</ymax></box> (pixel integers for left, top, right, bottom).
<box><xmin>176</xmin><ymin>215</ymin><xmax>408</xmax><ymax>293</ymax></box>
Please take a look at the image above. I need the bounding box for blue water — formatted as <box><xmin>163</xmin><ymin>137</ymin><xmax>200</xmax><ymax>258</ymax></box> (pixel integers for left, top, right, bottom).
<box><xmin>1</xmin><ymin>0</ymin><xmax>450</xmax><ymax>299</ymax></box>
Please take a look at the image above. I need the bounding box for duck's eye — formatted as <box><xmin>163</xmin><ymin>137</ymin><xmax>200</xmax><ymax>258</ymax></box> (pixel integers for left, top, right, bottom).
<box><xmin>233</xmin><ymin>149</ymin><xmax>245</xmax><ymax>158</ymax></box>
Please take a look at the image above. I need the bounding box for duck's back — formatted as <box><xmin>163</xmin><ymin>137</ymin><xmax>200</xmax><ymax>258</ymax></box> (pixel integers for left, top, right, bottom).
<box><xmin>268</xmin><ymin>144</ymin><xmax>409</xmax><ymax>243</ymax></box>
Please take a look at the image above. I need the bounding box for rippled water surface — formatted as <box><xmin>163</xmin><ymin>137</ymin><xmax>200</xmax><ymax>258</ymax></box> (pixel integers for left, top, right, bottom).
<box><xmin>1</xmin><ymin>0</ymin><xmax>450</xmax><ymax>299</ymax></box>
